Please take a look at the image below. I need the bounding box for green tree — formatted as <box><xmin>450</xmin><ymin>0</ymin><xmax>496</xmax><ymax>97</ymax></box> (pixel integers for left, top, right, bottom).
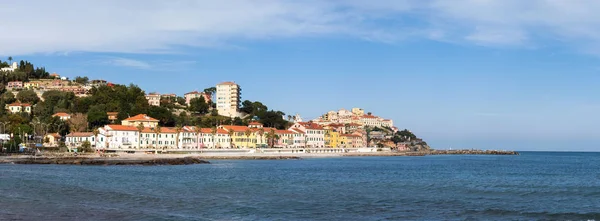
<box><xmin>1</xmin><ymin>92</ymin><xmax>16</xmax><ymax>104</ymax></box>
<box><xmin>244</xmin><ymin>128</ymin><xmax>252</xmax><ymax>149</ymax></box>
<box><xmin>211</xmin><ymin>126</ymin><xmax>217</xmax><ymax>148</ymax></box>
<box><xmin>87</xmin><ymin>105</ymin><xmax>109</xmax><ymax>128</ymax></box>
<box><xmin>16</xmin><ymin>90</ymin><xmax>39</xmax><ymax>104</ymax></box>
<box><xmin>175</xmin><ymin>125</ymin><xmax>182</xmax><ymax>149</ymax></box>
<box><xmin>148</xmin><ymin>106</ymin><xmax>175</xmax><ymax>126</ymax></box>
<box><xmin>189</xmin><ymin>97</ymin><xmax>209</xmax><ymax>114</ymax></box>
<box><xmin>80</xmin><ymin>140</ymin><xmax>92</xmax><ymax>153</ymax></box>
<box><xmin>74</xmin><ymin>76</ymin><xmax>89</xmax><ymax>84</ymax></box>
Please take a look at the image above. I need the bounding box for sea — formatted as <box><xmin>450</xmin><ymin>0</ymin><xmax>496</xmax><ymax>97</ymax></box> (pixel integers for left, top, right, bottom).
<box><xmin>1</xmin><ymin>152</ymin><xmax>599</xmax><ymax>221</ymax></box>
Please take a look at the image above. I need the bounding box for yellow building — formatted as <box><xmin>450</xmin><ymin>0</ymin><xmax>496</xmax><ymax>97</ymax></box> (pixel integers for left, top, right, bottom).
<box><xmin>24</xmin><ymin>81</ymin><xmax>40</xmax><ymax>89</ymax></box>
<box><xmin>339</xmin><ymin>134</ymin><xmax>350</xmax><ymax>148</ymax></box>
<box><xmin>325</xmin><ymin>129</ymin><xmax>340</xmax><ymax>148</ymax></box>
<box><xmin>221</xmin><ymin>125</ymin><xmax>257</xmax><ymax>148</ymax></box>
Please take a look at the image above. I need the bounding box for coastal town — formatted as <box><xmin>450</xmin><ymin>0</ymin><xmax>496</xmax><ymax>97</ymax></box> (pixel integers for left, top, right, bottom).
<box><xmin>0</xmin><ymin>59</ymin><xmax>425</xmax><ymax>153</ymax></box>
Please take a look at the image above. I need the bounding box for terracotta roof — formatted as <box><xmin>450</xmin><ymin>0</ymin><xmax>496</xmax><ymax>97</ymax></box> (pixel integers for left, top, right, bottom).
<box><xmin>184</xmin><ymin>91</ymin><xmax>204</xmax><ymax>95</ymax></box>
<box><xmin>249</xmin><ymin>121</ymin><xmax>263</xmax><ymax>125</ymax></box>
<box><xmin>107</xmin><ymin>112</ymin><xmax>118</xmax><ymax>115</ymax></box>
<box><xmin>48</xmin><ymin>133</ymin><xmax>61</xmax><ymax>138</ymax></box>
<box><xmin>7</xmin><ymin>102</ymin><xmax>31</xmax><ymax>107</ymax></box>
<box><xmin>50</xmin><ymin>73</ymin><xmax>60</xmax><ymax>77</ymax></box>
<box><xmin>276</xmin><ymin>130</ymin><xmax>294</xmax><ymax>134</ymax></box>
<box><xmin>123</xmin><ymin>114</ymin><xmax>159</xmax><ymax>122</ymax></box>
<box><xmin>217</xmin><ymin>81</ymin><xmax>237</xmax><ymax>86</ymax></box>
<box><xmin>66</xmin><ymin>132</ymin><xmax>94</xmax><ymax>137</ymax></box>
<box><xmin>52</xmin><ymin>112</ymin><xmax>70</xmax><ymax>117</ymax></box>
<box><xmin>290</xmin><ymin>128</ymin><xmax>305</xmax><ymax>134</ymax></box>
<box><xmin>106</xmin><ymin>125</ymin><xmax>139</xmax><ymax>131</ymax></box>
<box><xmin>222</xmin><ymin>125</ymin><xmax>250</xmax><ymax>132</ymax></box>
<box><xmin>362</xmin><ymin>115</ymin><xmax>378</xmax><ymax>119</ymax></box>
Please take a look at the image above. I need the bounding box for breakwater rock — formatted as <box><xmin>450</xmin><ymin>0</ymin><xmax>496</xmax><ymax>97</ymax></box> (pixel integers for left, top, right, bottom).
<box><xmin>426</xmin><ymin>149</ymin><xmax>519</xmax><ymax>155</ymax></box>
<box><xmin>1</xmin><ymin>157</ymin><xmax>210</xmax><ymax>166</ymax></box>
<box><xmin>200</xmin><ymin>156</ymin><xmax>301</xmax><ymax>160</ymax></box>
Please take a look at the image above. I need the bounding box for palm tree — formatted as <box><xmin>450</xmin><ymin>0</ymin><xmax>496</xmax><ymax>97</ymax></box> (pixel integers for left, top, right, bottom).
<box><xmin>136</xmin><ymin>123</ymin><xmax>144</xmax><ymax>149</ymax></box>
<box><xmin>210</xmin><ymin>126</ymin><xmax>217</xmax><ymax>148</ymax></box>
<box><xmin>257</xmin><ymin>127</ymin><xmax>265</xmax><ymax>148</ymax></box>
<box><xmin>244</xmin><ymin>128</ymin><xmax>252</xmax><ymax>149</ymax></box>
<box><xmin>268</xmin><ymin>128</ymin><xmax>278</xmax><ymax>148</ymax></box>
<box><xmin>227</xmin><ymin>130</ymin><xmax>234</xmax><ymax>148</ymax></box>
<box><xmin>194</xmin><ymin>125</ymin><xmax>202</xmax><ymax>149</ymax></box>
<box><xmin>7</xmin><ymin>56</ymin><xmax>12</xmax><ymax>65</ymax></box>
<box><xmin>287</xmin><ymin>115</ymin><xmax>292</xmax><ymax>122</ymax></box>
<box><xmin>175</xmin><ymin>125</ymin><xmax>182</xmax><ymax>149</ymax></box>
<box><xmin>153</xmin><ymin>125</ymin><xmax>161</xmax><ymax>154</ymax></box>
<box><xmin>92</xmin><ymin>128</ymin><xmax>99</xmax><ymax>151</ymax></box>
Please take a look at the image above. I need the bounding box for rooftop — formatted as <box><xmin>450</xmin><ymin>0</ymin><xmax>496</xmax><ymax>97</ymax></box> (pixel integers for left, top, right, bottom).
<box><xmin>123</xmin><ymin>114</ymin><xmax>159</xmax><ymax>122</ymax></box>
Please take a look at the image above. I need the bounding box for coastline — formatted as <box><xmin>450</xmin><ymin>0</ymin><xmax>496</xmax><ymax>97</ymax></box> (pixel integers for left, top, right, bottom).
<box><xmin>0</xmin><ymin>149</ymin><xmax>518</xmax><ymax>165</ymax></box>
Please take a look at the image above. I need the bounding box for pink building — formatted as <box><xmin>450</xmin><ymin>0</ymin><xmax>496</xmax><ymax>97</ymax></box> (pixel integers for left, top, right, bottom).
<box><xmin>6</xmin><ymin>81</ymin><xmax>23</xmax><ymax>90</ymax></box>
<box><xmin>184</xmin><ymin>91</ymin><xmax>211</xmax><ymax>106</ymax></box>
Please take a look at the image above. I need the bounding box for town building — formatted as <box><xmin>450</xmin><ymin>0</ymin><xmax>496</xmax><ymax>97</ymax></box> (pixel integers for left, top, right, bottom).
<box><xmin>24</xmin><ymin>82</ymin><xmax>40</xmax><ymax>90</ymax></box>
<box><xmin>352</xmin><ymin>108</ymin><xmax>365</xmax><ymax>116</ymax></box>
<box><xmin>1</xmin><ymin>62</ymin><xmax>18</xmax><ymax>72</ymax></box>
<box><xmin>65</xmin><ymin>132</ymin><xmax>96</xmax><ymax>149</ymax></box>
<box><xmin>289</xmin><ymin>128</ymin><xmax>306</xmax><ymax>148</ymax></box>
<box><xmin>6</xmin><ymin>102</ymin><xmax>31</xmax><ymax>114</ymax></box>
<box><xmin>107</xmin><ymin>112</ymin><xmax>118</xmax><ymax>123</ymax></box>
<box><xmin>6</xmin><ymin>81</ymin><xmax>23</xmax><ymax>90</ymax></box>
<box><xmin>52</xmin><ymin>112</ymin><xmax>71</xmax><ymax>121</ymax></box>
<box><xmin>121</xmin><ymin>114</ymin><xmax>159</xmax><ymax>128</ymax></box>
<box><xmin>221</xmin><ymin>125</ymin><xmax>255</xmax><ymax>148</ymax></box>
<box><xmin>184</xmin><ymin>91</ymin><xmax>211</xmax><ymax>106</ymax></box>
<box><xmin>216</xmin><ymin>81</ymin><xmax>241</xmax><ymax>117</ymax></box>
<box><xmin>289</xmin><ymin>122</ymin><xmax>325</xmax><ymax>148</ymax></box>
<box><xmin>145</xmin><ymin>93</ymin><xmax>161</xmax><ymax>106</ymax></box>
<box><xmin>44</xmin><ymin>133</ymin><xmax>62</xmax><ymax>147</ymax></box>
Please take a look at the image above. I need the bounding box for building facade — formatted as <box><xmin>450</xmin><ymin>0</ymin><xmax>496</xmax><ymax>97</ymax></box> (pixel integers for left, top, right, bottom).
<box><xmin>216</xmin><ymin>81</ymin><xmax>241</xmax><ymax>117</ymax></box>
<box><xmin>145</xmin><ymin>93</ymin><xmax>161</xmax><ymax>106</ymax></box>
<box><xmin>184</xmin><ymin>91</ymin><xmax>211</xmax><ymax>106</ymax></box>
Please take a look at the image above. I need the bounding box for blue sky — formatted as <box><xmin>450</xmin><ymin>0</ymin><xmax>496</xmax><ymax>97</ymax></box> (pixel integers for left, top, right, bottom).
<box><xmin>2</xmin><ymin>0</ymin><xmax>600</xmax><ymax>151</ymax></box>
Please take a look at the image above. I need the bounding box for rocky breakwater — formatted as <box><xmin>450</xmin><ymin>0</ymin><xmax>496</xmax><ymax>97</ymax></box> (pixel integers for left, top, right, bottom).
<box><xmin>427</xmin><ymin>149</ymin><xmax>519</xmax><ymax>155</ymax></box>
<box><xmin>1</xmin><ymin>156</ymin><xmax>210</xmax><ymax>166</ymax></box>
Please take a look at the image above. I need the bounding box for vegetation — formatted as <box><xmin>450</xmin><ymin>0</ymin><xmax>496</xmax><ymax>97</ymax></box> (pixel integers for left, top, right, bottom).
<box><xmin>0</xmin><ymin>59</ymin><xmax>293</xmax><ymax>151</ymax></box>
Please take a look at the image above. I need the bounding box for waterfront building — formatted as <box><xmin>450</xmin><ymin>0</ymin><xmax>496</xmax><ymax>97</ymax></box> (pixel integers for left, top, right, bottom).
<box><xmin>289</xmin><ymin>128</ymin><xmax>306</xmax><ymax>148</ymax></box>
<box><xmin>98</xmin><ymin>125</ymin><xmax>139</xmax><ymax>149</ymax></box>
<box><xmin>276</xmin><ymin>130</ymin><xmax>295</xmax><ymax>148</ymax></box>
<box><xmin>65</xmin><ymin>132</ymin><xmax>95</xmax><ymax>149</ymax></box>
<box><xmin>289</xmin><ymin>122</ymin><xmax>324</xmax><ymax>148</ymax></box>
<box><xmin>221</xmin><ymin>125</ymin><xmax>255</xmax><ymax>148</ymax></box>
<box><xmin>216</xmin><ymin>81</ymin><xmax>241</xmax><ymax>117</ymax></box>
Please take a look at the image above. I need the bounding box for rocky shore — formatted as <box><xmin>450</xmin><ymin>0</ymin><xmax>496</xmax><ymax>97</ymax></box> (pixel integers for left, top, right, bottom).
<box><xmin>0</xmin><ymin>156</ymin><xmax>210</xmax><ymax>166</ymax></box>
<box><xmin>426</xmin><ymin>149</ymin><xmax>519</xmax><ymax>155</ymax></box>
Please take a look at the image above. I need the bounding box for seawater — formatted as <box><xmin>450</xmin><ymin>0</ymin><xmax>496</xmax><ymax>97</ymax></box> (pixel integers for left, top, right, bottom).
<box><xmin>1</xmin><ymin>152</ymin><xmax>599</xmax><ymax>220</ymax></box>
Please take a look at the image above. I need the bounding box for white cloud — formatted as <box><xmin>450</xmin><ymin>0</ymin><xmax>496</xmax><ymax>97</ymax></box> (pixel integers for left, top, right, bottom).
<box><xmin>104</xmin><ymin>58</ymin><xmax>152</xmax><ymax>69</ymax></box>
<box><xmin>2</xmin><ymin>0</ymin><xmax>600</xmax><ymax>55</ymax></box>
<box><xmin>99</xmin><ymin>57</ymin><xmax>196</xmax><ymax>71</ymax></box>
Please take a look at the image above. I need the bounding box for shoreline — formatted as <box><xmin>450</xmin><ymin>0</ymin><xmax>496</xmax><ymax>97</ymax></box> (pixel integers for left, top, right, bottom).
<box><xmin>0</xmin><ymin>149</ymin><xmax>518</xmax><ymax>165</ymax></box>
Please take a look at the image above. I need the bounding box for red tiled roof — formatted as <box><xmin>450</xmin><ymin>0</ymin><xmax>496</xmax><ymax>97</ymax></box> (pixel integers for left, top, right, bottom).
<box><xmin>8</xmin><ymin>102</ymin><xmax>31</xmax><ymax>107</ymax></box>
<box><xmin>123</xmin><ymin>114</ymin><xmax>159</xmax><ymax>122</ymax></box>
<box><xmin>222</xmin><ymin>125</ymin><xmax>250</xmax><ymax>132</ymax></box>
<box><xmin>66</xmin><ymin>132</ymin><xmax>94</xmax><ymax>137</ymax></box>
<box><xmin>249</xmin><ymin>121</ymin><xmax>262</xmax><ymax>125</ymax></box>
<box><xmin>290</xmin><ymin>128</ymin><xmax>305</xmax><ymax>134</ymax></box>
<box><xmin>218</xmin><ymin>81</ymin><xmax>237</xmax><ymax>86</ymax></box>
<box><xmin>276</xmin><ymin>130</ymin><xmax>294</xmax><ymax>134</ymax></box>
<box><xmin>106</xmin><ymin>125</ymin><xmax>138</xmax><ymax>131</ymax></box>
<box><xmin>362</xmin><ymin>115</ymin><xmax>378</xmax><ymax>119</ymax></box>
<box><xmin>52</xmin><ymin>112</ymin><xmax>70</xmax><ymax>117</ymax></box>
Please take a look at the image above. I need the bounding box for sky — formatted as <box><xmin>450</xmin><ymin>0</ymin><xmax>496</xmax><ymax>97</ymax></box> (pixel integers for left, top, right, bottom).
<box><xmin>2</xmin><ymin>0</ymin><xmax>600</xmax><ymax>151</ymax></box>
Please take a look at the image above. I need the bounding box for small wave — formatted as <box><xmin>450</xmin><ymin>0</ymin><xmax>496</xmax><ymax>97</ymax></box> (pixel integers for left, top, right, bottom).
<box><xmin>462</xmin><ymin>208</ymin><xmax>600</xmax><ymax>220</ymax></box>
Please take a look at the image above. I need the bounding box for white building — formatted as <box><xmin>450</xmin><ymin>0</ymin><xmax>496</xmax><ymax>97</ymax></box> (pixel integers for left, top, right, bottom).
<box><xmin>121</xmin><ymin>114</ymin><xmax>159</xmax><ymax>128</ymax></box>
<box><xmin>0</xmin><ymin>62</ymin><xmax>18</xmax><ymax>72</ymax></box>
<box><xmin>289</xmin><ymin>122</ymin><xmax>324</xmax><ymax>148</ymax></box>
<box><xmin>216</xmin><ymin>81</ymin><xmax>241</xmax><ymax>117</ymax></box>
<box><xmin>289</xmin><ymin>128</ymin><xmax>306</xmax><ymax>148</ymax></box>
<box><xmin>65</xmin><ymin>132</ymin><xmax>95</xmax><ymax>148</ymax></box>
<box><xmin>98</xmin><ymin>125</ymin><xmax>139</xmax><ymax>149</ymax></box>
<box><xmin>145</xmin><ymin>93</ymin><xmax>161</xmax><ymax>106</ymax></box>
<box><xmin>6</xmin><ymin>102</ymin><xmax>31</xmax><ymax>114</ymax></box>
<box><xmin>52</xmin><ymin>112</ymin><xmax>71</xmax><ymax>121</ymax></box>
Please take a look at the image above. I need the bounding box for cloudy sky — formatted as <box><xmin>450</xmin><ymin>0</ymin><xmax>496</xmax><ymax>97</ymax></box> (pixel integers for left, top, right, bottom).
<box><xmin>2</xmin><ymin>0</ymin><xmax>600</xmax><ymax>151</ymax></box>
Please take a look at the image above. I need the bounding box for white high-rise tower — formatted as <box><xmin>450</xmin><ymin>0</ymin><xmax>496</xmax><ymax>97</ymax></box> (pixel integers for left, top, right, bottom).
<box><xmin>216</xmin><ymin>81</ymin><xmax>241</xmax><ymax>117</ymax></box>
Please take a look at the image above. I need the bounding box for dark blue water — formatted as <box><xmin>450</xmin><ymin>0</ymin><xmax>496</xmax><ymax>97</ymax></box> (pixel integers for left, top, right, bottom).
<box><xmin>1</xmin><ymin>152</ymin><xmax>599</xmax><ymax>220</ymax></box>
